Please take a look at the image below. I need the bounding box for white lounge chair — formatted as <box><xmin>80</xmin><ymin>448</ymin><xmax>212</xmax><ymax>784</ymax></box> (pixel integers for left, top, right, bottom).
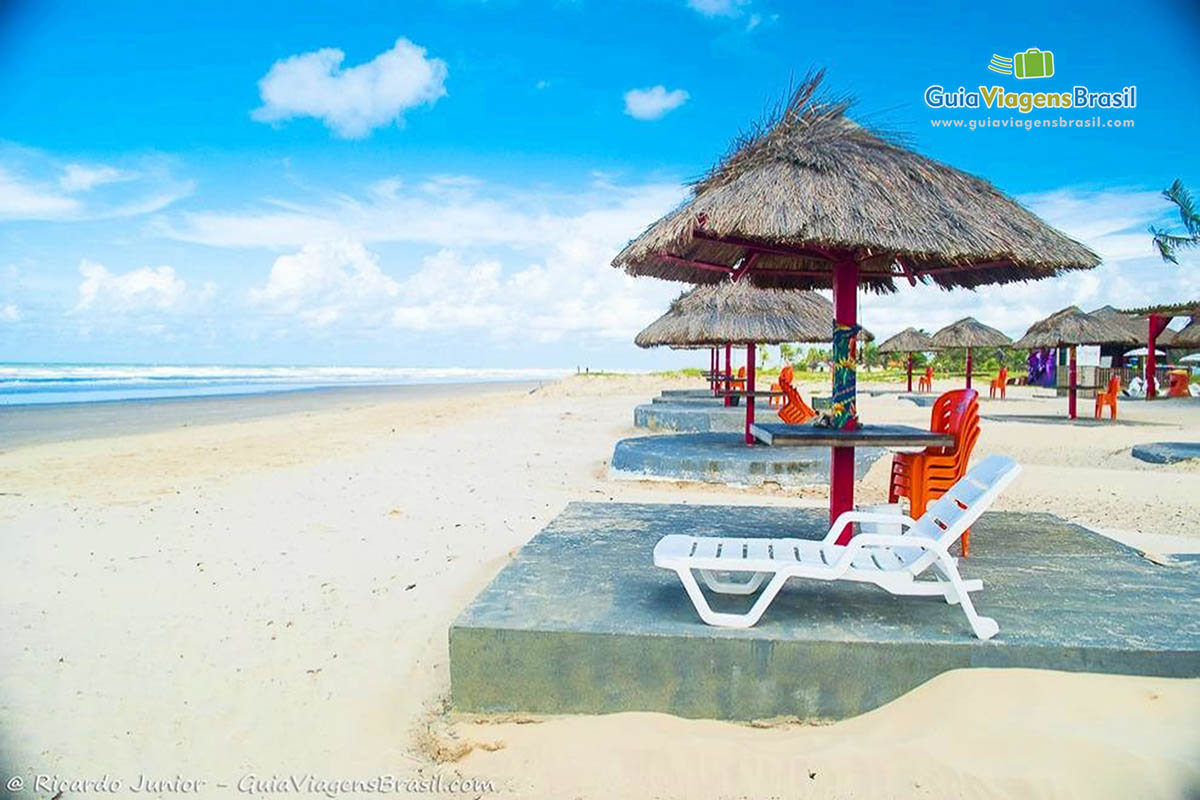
<box><xmin>653</xmin><ymin>454</ymin><xmax>1021</xmax><ymax>640</ymax></box>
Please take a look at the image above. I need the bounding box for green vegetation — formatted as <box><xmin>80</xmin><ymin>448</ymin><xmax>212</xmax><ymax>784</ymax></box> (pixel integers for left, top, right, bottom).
<box><xmin>1150</xmin><ymin>179</ymin><xmax>1200</xmax><ymax>264</ymax></box>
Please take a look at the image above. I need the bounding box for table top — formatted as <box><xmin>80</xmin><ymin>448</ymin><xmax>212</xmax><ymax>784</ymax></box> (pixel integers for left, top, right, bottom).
<box><xmin>750</xmin><ymin>423</ymin><xmax>954</xmax><ymax>448</ymax></box>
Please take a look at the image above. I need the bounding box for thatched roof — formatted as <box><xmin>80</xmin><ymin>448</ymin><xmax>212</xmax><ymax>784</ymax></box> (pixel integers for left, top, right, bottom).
<box><xmin>877</xmin><ymin>327</ymin><xmax>933</xmax><ymax>353</ymax></box>
<box><xmin>930</xmin><ymin>317</ymin><xmax>1013</xmax><ymax>349</ymax></box>
<box><xmin>634</xmin><ymin>282</ymin><xmax>833</xmax><ymax>348</ymax></box>
<box><xmin>1174</xmin><ymin>318</ymin><xmax>1200</xmax><ymax>348</ymax></box>
<box><xmin>612</xmin><ymin>72</ymin><xmax>1099</xmax><ymax>293</ymax></box>
<box><xmin>1013</xmin><ymin>306</ymin><xmax>1139</xmax><ymax>349</ymax></box>
<box><xmin>1090</xmin><ymin>306</ymin><xmax>1178</xmax><ymax>346</ymax></box>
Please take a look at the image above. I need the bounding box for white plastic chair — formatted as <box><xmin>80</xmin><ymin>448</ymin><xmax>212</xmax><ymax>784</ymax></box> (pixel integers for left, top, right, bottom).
<box><xmin>654</xmin><ymin>455</ymin><xmax>1022</xmax><ymax>640</ymax></box>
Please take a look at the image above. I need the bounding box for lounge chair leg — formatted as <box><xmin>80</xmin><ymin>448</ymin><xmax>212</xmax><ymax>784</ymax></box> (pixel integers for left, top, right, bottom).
<box><xmin>674</xmin><ymin>568</ymin><xmax>788</xmax><ymax>628</ymax></box>
<box><xmin>698</xmin><ymin>569</ymin><xmax>768</xmax><ymax>595</ymax></box>
<box><xmin>934</xmin><ymin>551</ymin><xmax>998</xmax><ymax>640</ymax></box>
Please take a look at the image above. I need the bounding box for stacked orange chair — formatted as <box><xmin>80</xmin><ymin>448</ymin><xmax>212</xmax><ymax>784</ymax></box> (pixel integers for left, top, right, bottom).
<box><xmin>1095</xmin><ymin>375</ymin><xmax>1120</xmax><ymax>420</ymax></box>
<box><xmin>917</xmin><ymin>366</ymin><xmax>934</xmax><ymax>393</ymax></box>
<box><xmin>777</xmin><ymin>368</ymin><xmax>817</xmax><ymax>424</ymax></box>
<box><xmin>731</xmin><ymin>366</ymin><xmax>747</xmax><ymax>392</ymax></box>
<box><xmin>769</xmin><ymin>364</ymin><xmax>793</xmax><ymax>409</ymax></box>
<box><xmin>989</xmin><ymin>367</ymin><xmax>1008</xmax><ymax>399</ymax></box>
<box><xmin>888</xmin><ymin>388</ymin><xmax>981</xmax><ymax>556</ymax></box>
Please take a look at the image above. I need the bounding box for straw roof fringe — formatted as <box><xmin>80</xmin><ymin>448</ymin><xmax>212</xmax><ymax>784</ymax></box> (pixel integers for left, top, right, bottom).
<box><xmin>1013</xmin><ymin>306</ymin><xmax>1139</xmax><ymax>349</ymax></box>
<box><xmin>877</xmin><ymin>327</ymin><xmax>933</xmax><ymax>353</ymax></box>
<box><xmin>634</xmin><ymin>282</ymin><xmax>833</xmax><ymax>348</ymax></box>
<box><xmin>613</xmin><ymin>72</ymin><xmax>1099</xmax><ymax>293</ymax></box>
<box><xmin>929</xmin><ymin>317</ymin><xmax>1013</xmax><ymax>349</ymax></box>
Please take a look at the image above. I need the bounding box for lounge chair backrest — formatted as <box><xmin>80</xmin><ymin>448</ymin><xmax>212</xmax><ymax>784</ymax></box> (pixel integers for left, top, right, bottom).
<box><xmin>779</xmin><ymin>364</ymin><xmax>794</xmax><ymax>384</ymax></box>
<box><xmin>902</xmin><ymin>455</ymin><xmax>1021</xmax><ymax>565</ymax></box>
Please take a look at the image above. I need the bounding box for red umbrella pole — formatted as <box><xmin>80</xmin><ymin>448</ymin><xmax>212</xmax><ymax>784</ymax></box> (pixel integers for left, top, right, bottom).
<box><xmin>745</xmin><ymin>343</ymin><xmax>756</xmax><ymax>444</ymax></box>
<box><xmin>1068</xmin><ymin>345</ymin><xmax>1078</xmax><ymax>419</ymax></box>
<box><xmin>965</xmin><ymin>347</ymin><xmax>973</xmax><ymax>389</ymax></box>
<box><xmin>906</xmin><ymin>353</ymin><xmax>913</xmax><ymax>393</ymax></box>
<box><xmin>724</xmin><ymin>344</ymin><xmax>732</xmax><ymax>407</ymax></box>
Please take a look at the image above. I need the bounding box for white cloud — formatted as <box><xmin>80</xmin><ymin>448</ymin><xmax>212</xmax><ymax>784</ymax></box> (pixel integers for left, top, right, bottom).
<box><xmin>0</xmin><ymin>148</ymin><xmax>190</xmax><ymax>222</ymax></box>
<box><xmin>0</xmin><ymin>167</ymin><xmax>81</xmax><ymax>220</ymax></box>
<box><xmin>252</xmin><ymin>37</ymin><xmax>447</xmax><ymax>138</ymax></box>
<box><xmin>228</xmin><ymin>174</ymin><xmax>686</xmax><ymax>344</ymax></box>
<box><xmin>74</xmin><ymin>260</ymin><xmax>214</xmax><ymax>315</ymax></box>
<box><xmin>687</xmin><ymin>0</ymin><xmax>747</xmax><ymax>16</ymax></box>
<box><xmin>0</xmin><ymin>303</ymin><xmax>20</xmax><ymax>322</ymax></box>
<box><xmin>624</xmin><ymin>86</ymin><xmax>690</xmax><ymax>121</ymax></box>
<box><xmin>156</xmin><ymin>173</ymin><xmax>684</xmax><ymax>252</ymax></box>
<box><xmin>249</xmin><ymin>239</ymin><xmax>400</xmax><ymax>327</ymax></box>
<box><xmin>59</xmin><ymin>163</ymin><xmax>130</xmax><ymax>193</ymax></box>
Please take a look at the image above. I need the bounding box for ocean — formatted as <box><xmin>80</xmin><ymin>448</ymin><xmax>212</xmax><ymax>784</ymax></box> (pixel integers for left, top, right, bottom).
<box><xmin>0</xmin><ymin>363</ymin><xmax>571</xmax><ymax>407</ymax></box>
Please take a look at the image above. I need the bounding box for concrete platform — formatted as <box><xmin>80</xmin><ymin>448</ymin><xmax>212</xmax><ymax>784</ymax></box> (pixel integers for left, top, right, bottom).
<box><xmin>660</xmin><ymin>389</ymin><xmax>719</xmax><ymax>399</ymax></box>
<box><xmin>650</xmin><ymin>394</ymin><xmax>727</xmax><ymax>406</ymax></box>
<box><xmin>450</xmin><ymin>503</ymin><xmax>1200</xmax><ymax>721</ymax></box>
<box><xmin>609</xmin><ymin>432</ymin><xmax>883</xmax><ymax>487</ymax></box>
<box><xmin>897</xmin><ymin>393</ymin><xmax>938</xmax><ymax>407</ymax></box>
<box><xmin>1132</xmin><ymin>442</ymin><xmax>1200</xmax><ymax>464</ymax></box>
<box><xmin>634</xmin><ymin>402</ymin><xmax>779</xmax><ymax>432</ymax></box>
<box><xmin>635</xmin><ymin>399</ymin><xmax>830</xmax><ymax>432</ymax></box>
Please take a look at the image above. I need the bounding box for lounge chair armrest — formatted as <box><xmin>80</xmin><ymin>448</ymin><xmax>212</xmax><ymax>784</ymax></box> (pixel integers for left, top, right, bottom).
<box><xmin>845</xmin><ymin>533</ymin><xmax>944</xmax><ymax>553</ymax></box>
<box><xmin>823</xmin><ymin>511</ymin><xmax>919</xmax><ymax>544</ymax></box>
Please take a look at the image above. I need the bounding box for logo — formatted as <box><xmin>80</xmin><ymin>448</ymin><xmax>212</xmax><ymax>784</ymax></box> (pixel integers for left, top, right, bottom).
<box><xmin>923</xmin><ymin>45</ymin><xmax>1135</xmax><ymax>116</ymax></box>
<box><xmin>988</xmin><ymin>48</ymin><xmax>1055</xmax><ymax>79</ymax></box>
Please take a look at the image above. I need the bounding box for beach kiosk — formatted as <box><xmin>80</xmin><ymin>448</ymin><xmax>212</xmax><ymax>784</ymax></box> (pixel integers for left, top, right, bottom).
<box><xmin>611</xmin><ymin>73</ymin><xmax>1099</xmax><ymax>541</ymax></box>
<box><xmin>929</xmin><ymin>318</ymin><xmax>1012</xmax><ymax>390</ymax></box>
<box><xmin>1014</xmin><ymin>306</ymin><xmax>1138</xmax><ymax>418</ymax></box>
<box><xmin>877</xmin><ymin>327</ymin><xmax>933</xmax><ymax>393</ymax></box>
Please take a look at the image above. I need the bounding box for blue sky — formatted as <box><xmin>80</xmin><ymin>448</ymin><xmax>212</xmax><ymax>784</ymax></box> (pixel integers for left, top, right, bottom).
<box><xmin>1</xmin><ymin>0</ymin><xmax>1197</xmax><ymax>368</ymax></box>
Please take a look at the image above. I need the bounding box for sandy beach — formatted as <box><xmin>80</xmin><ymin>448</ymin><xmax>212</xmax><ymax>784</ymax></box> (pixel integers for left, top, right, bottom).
<box><xmin>1</xmin><ymin>374</ymin><xmax>1198</xmax><ymax>798</ymax></box>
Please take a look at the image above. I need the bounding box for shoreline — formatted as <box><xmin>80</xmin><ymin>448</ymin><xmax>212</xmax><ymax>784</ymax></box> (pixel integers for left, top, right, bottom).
<box><xmin>0</xmin><ymin>379</ymin><xmax>543</xmax><ymax>449</ymax></box>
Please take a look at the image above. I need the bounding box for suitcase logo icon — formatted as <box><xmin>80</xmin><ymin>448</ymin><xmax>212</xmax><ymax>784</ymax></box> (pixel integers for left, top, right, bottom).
<box><xmin>988</xmin><ymin>48</ymin><xmax>1055</xmax><ymax>79</ymax></box>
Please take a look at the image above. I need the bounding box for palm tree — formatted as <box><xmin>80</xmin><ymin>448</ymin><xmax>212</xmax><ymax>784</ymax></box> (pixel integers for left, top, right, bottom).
<box><xmin>1150</xmin><ymin>179</ymin><xmax>1200</xmax><ymax>263</ymax></box>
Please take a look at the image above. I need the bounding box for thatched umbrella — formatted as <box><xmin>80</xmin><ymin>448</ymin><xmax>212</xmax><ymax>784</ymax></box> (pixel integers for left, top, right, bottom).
<box><xmin>636</xmin><ymin>282</ymin><xmax>832</xmax><ymax>442</ymax></box>
<box><xmin>930</xmin><ymin>317</ymin><xmax>1013</xmax><ymax>389</ymax></box>
<box><xmin>612</xmin><ymin>72</ymin><xmax>1098</xmax><ymax>539</ymax></box>
<box><xmin>1014</xmin><ymin>306</ymin><xmax>1138</xmax><ymax>418</ymax></box>
<box><xmin>877</xmin><ymin>327</ymin><xmax>933</xmax><ymax>392</ymax></box>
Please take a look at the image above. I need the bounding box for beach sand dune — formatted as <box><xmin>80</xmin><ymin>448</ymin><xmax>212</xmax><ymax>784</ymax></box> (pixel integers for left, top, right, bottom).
<box><xmin>0</xmin><ymin>375</ymin><xmax>1196</xmax><ymax>798</ymax></box>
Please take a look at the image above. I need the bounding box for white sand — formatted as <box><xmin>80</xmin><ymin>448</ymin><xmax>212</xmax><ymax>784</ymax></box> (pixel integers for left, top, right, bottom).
<box><xmin>1</xmin><ymin>375</ymin><xmax>1197</xmax><ymax>798</ymax></box>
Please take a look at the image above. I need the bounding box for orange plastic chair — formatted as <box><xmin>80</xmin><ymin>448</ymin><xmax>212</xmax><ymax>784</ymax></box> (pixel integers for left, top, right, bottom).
<box><xmin>777</xmin><ymin>369</ymin><xmax>817</xmax><ymax>425</ymax></box>
<box><xmin>1095</xmin><ymin>375</ymin><xmax>1120</xmax><ymax>420</ymax></box>
<box><xmin>1168</xmin><ymin>370</ymin><xmax>1190</xmax><ymax>397</ymax></box>
<box><xmin>989</xmin><ymin>367</ymin><xmax>1008</xmax><ymax>399</ymax></box>
<box><xmin>917</xmin><ymin>366</ymin><xmax>934</xmax><ymax>393</ymax></box>
<box><xmin>769</xmin><ymin>365</ymin><xmax>793</xmax><ymax>409</ymax></box>
<box><xmin>889</xmin><ymin>389</ymin><xmax>981</xmax><ymax>556</ymax></box>
<box><xmin>730</xmin><ymin>366</ymin><xmax>747</xmax><ymax>393</ymax></box>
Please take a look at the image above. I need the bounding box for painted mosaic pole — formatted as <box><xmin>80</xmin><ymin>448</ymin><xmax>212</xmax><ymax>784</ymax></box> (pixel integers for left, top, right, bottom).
<box><xmin>829</xmin><ymin>320</ymin><xmax>861</xmax><ymax>430</ymax></box>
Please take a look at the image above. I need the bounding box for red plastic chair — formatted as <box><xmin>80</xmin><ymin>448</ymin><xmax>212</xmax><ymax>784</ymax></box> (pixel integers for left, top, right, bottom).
<box><xmin>917</xmin><ymin>366</ymin><xmax>934</xmax><ymax>393</ymax></box>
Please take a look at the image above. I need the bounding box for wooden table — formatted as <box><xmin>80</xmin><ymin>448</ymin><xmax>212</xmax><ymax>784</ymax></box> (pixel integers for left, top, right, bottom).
<box><xmin>749</xmin><ymin>423</ymin><xmax>953</xmax><ymax>545</ymax></box>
